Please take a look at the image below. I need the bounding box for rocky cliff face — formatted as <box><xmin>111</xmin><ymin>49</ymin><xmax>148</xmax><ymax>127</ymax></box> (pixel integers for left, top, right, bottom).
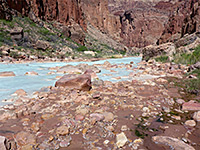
<box><xmin>158</xmin><ymin>0</ymin><xmax>200</xmax><ymax>44</ymax></box>
<box><xmin>6</xmin><ymin>0</ymin><xmax>86</xmax><ymax>44</ymax></box>
<box><xmin>0</xmin><ymin>0</ymin><xmax>12</xmax><ymax>20</ymax></box>
<box><xmin>81</xmin><ymin>0</ymin><xmax>122</xmax><ymax>42</ymax></box>
<box><xmin>1</xmin><ymin>0</ymin><xmax>200</xmax><ymax>49</ymax></box>
<box><xmin>119</xmin><ymin>1</ymin><xmax>169</xmax><ymax>47</ymax></box>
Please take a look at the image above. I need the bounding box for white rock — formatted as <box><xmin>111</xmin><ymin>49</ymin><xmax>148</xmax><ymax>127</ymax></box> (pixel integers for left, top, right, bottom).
<box><xmin>193</xmin><ymin>111</ymin><xmax>200</xmax><ymax>122</ymax></box>
<box><xmin>185</xmin><ymin>120</ymin><xmax>196</xmax><ymax>127</ymax></box>
<box><xmin>116</xmin><ymin>132</ymin><xmax>128</xmax><ymax>148</ymax></box>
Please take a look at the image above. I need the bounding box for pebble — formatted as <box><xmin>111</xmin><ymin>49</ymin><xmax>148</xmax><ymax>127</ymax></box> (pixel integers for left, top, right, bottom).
<box><xmin>104</xmin><ymin>140</ymin><xmax>110</xmax><ymax>145</ymax></box>
<box><xmin>121</xmin><ymin>125</ymin><xmax>128</xmax><ymax>131</ymax></box>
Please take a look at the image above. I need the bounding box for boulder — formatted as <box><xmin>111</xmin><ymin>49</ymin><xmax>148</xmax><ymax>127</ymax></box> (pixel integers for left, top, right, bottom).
<box><xmin>182</xmin><ymin>101</ymin><xmax>200</xmax><ymax>111</ymax></box>
<box><xmin>10</xmin><ymin>27</ymin><xmax>24</xmax><ymax>41</ymax></box>
<box><xmin>193</xmin><ymin>111</ymin><xmax>200</xmax><ymax>122</ymax></box>
<box><xmin>35</xmin><ymin>40</ymin><xmax>50</xmax><ymax>50</ymax></box>
<box><xmin>116</xmin><ymin>132</ymin><xmax>128</xmax><ymax>148</ymax></box>
<box><xmin>188</xmin><ymin>61</ymin><xmax>200</xmax><ymax>72</ymax></box>
<box><xmin>55</xmin><ymin>74</ymin><xmax>91</xmax><ymax>91</ymax></box>
<box><xmin>13</xmin><ymin>89</ymin><xmax>27</xmax><ymax>96</ymax></box>
<box><xmin>14</xmin><ymin>131</ymin><xmax>36</xmax><ymax>147</ymax></box>
<box><xmin>84</xmin><ymin>69</ymin><xmax>98</xmax><ymax>79</ymax></box>
<box><xmin>175</xmin><ymin>33</ymin><xmax>198</xmax><ymax>48</ymax></box>
<box><xmin>0</xmin><ymin>136</ymin><xmax>10</xmax><ymax>150</ymax></box>
<box><xmin>152</xmin><ymin>136</ymin><xmax>195</xmax><ymax>150</ymax></box>
<box><xmin>142</xmin><ymin>42</ymin><xmax>175</xmax><ymax>61</ymax></box>
<box><xmin>0</xmin><ymin>71</ymin><xmax>15</xmax><ymax>77</ymax></box>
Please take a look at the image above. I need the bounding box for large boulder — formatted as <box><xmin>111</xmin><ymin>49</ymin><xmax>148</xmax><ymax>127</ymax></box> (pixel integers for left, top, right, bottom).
<box><xmin>152</xmin><ymin>136</ymin><xmax>195</xmax><ymax>150</ymax></box>
<box><xmin>35</xmin><ymin>40</ymin><xmax>50</xmax><ymax>50</ymax></box>
<box><xmin>0</xmin><ymin>71</ymin><xmax>15</xmax><ymax>77</ymax></box>
<box><xmin>0</xmin><ymin>136</ymin><xmax>11</xmax><ymax>150</ymax></box>
<box><xmin>9</xmin><ymin>27</ymin><xmax>24</xmax><ymax>41</ymax></box>
<box><xmin>55</xmin><ymin>74</ymin><xmax>91</xmax><ymax>91</ymax></box>
<box><xmin>142</xmin><ymin>42</ymin><xmax>175</xmax><ymax>61</ymax></box>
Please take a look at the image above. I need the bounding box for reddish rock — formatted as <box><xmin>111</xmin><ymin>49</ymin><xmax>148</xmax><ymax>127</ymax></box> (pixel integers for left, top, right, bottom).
<box><xmin>14</xmin><ymin>131</ymin><xmax>36</xmax><ymax>147</ymax></box>
<box><xmin>14</xmin><ymin>89</ymin><xmax>27</xmax><ymax>96</ymax></box>
<box><xmin>182</xmin><ymin>101</ymin><xmax>200</xmax><ymax>111</ymax></box>
<box><xmin>55</xmin><ymin>74</ymin><xmax>91</xmax><ymax>91</ymax></box>
<box><xmin>90</xmin><ymin>113</ymin><xmax>104</xmax><ymax>121</ymax></box>
<box><xmin>75</xmin><ymin>115</ymin><xmax>84</xmax><ymax>121</ymax></box>
<box><xmin>0</xmin><ymin>71</ymin><xmax>15</xmax><ymax>77</ymax></box>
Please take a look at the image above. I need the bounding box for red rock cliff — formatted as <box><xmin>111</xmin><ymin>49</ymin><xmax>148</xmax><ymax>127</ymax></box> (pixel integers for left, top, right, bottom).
<box><xmin>158</xmin><ymin>0</ymin><xmax>200</xmax><ymax>44</ymax></box>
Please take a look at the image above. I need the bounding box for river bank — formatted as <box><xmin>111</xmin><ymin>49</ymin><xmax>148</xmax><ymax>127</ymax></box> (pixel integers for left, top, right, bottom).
<box><xmin>0</xmin><ymin>57</ymin><xmax>199</xmax><ymax>149</ymax></box>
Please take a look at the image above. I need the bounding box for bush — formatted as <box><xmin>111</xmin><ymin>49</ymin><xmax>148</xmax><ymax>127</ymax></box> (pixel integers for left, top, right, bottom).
<box><xmin>155</xmin><ymin>56</ymin><xmax>169</xmax><ymax>63</ymax></box>
<box><xmin>77</xmin><ymin>45</ymin><xmax>88</xmax><ymax>52</ymax></box>
<box><xmin>173</xmin><ymin>45</ymin><xmax>200</xmax><ymax>65</ymax></box>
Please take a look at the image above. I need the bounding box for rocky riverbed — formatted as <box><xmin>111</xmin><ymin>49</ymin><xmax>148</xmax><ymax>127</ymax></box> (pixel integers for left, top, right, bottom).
<box><xmin>0</xmin><ymin>58</ymin><xmax>199</xmax><ymax>150</ymax></box>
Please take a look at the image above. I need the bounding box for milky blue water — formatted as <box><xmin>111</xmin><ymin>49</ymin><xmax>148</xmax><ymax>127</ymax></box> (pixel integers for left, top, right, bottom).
<box><xmin>0</xmin><ymin>57</ymin><xmax>141</xmax><ymax>103</ymax></box>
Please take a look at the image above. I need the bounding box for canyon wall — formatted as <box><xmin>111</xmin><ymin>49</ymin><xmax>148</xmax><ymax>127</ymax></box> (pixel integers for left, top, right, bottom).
<box><xmin>1</xmin><ymin>0</ymin><xmax>200</xmax><ymax>48</ymax></box>
<box><xmin>158</xmin><ymin>0</ymin><xmax>200</xmax><ymax>44</ymax></box>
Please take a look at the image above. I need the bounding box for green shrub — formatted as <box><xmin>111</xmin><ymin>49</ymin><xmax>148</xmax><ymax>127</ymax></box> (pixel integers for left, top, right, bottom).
<box><xmin>155</xmin><ymin>56</ymin><xmax>169</xmax><ymax>63</ymax></box>
<box><xmin>77</xmin><ymin>45</ymin><xmax>88</xmax><ymax>52</ymax></box>
<box><xmin>173</xmin><ymin>45</ymin><xmax>200</xmax><ymax>65</ymax></box>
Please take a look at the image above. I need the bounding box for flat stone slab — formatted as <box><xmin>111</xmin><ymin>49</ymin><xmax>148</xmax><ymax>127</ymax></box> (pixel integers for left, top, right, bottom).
<box><xmin>152</xmin><ymin>136</ymin><xmax>195</xmax><ymax>150</ymax></box>
<box><xmin>182</xmin><ymin>102</ymin><xmax>200</xmax><ymax>111</ymax></box>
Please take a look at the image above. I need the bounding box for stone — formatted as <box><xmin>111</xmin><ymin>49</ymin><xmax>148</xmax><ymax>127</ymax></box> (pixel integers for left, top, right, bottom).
<box><xmin>185</xmin><ymin>120</ymin><xmax>196</xmax><ymax>127</ymax></box>
<box><xmin>25</xmin><ymin>71</ymin><xmax>38</xmax><ymax>75</ymax></box>
<box><xmin>35</xmin><ymin>40</ymin><xmax>49</xmax><ymax>50</ymax></box>
<box><xmin>90</xmin><ymin>113</ymin><xmax>104</xmax><ymax>121</ymax></box>
<box><xmin>171</xmin><ymin>115</ymin><xmax>181</xmax><ymax>121</ymax></box>
<box><xmin>176</xmin><ymin>99</ymin><xmax>185</xmax><ymax>105</ymax></box>
<box><xmin>41</xmin><ymin>114</ymin><xmax>54</xmax><ymax>120</ymax></box>
<box><xmin>55</xmin><ymin>74</ymin><xmax>91</xmax><ymax>91</ymax></box>
<box><xmin>121</xmin><ymin>125</ymin><xmax>128</xmax><ymax>131</ymax></box>
<box><xmin>75</xmin><ymin>115</ymin><xmax>84</xmax><ymax>121</ymax></box>
<box><xmin>56</xmin><ymin>65</ymin><xmax>82</xmax><ymax>74</ymax></box>
<box><xmin>0</xmin><ymin>136</ymin><xmax>10</xmax><ymax>150</ymax></box>
<box><xmin>152</xmin><ymin>136</ymin><xmax>195</xmax><ymax>150</ymax></box>
<box><xmin>103</xmin><ymin>140</ymin><xmax>110</xmax><ymax>145</ymax></box>
<box><xmin>84</xmin><ymin>51</ymin><xmax>96</xmax><ymax>56</ymax></box>
<box><xmin>103</xmin><ymin>112</ymin><xmax>114</xmax><ymax>122</ymax></box>
<box><xmin>84</xmin><ymin>69</ymin><xmax>98</xmax><ymax>80</ymax></box>
<box><xmin>182</xmin><ymin>101</ymin><xmax>200</xmax><ymax>111</ymax></box>
<box><xmin>193</xmin><ymin>111</ymin><xmax>200</xmax><ymax>122</ymax></box>
<box><xmin>31</xmin><ymin>122</ymin><xmax>40</xmax><ymax>132</ymax></box>
<box><xmin>56</xmin><ymin>126</ymin><xmax>69</xmax><ymax>136</ymax></box>
<box><xmin>106</xmin><ymin>126</ymin><xmax>114</xmax><ymax>132</ymax></box>
<box><xmin>116</xmin><ymin>132</ymin><xmax>128</xmax><ymax>148</ymax></box>
<box><xmin>0</xmin><ymin>71</ymin><xmax>15</xmax><ymax>77</ymax></box>
<box><xmin>13</xmin><ymin>89</ymin><xmax>27</xmax><ymax>96</ymax></box>
<box><xmin>10</xmin><ymin>27</ymin><xmax>24</xmax><ymax>40</ymax></box>
<box><xmin>76</xmin><ymin>108</ymin><xmax>89</xmax><ymax>116</ymax></box>
<box><xmin>14</xmin><ymin>131</ymin><xmax>36</xmax><ymax>147</ymax></box>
